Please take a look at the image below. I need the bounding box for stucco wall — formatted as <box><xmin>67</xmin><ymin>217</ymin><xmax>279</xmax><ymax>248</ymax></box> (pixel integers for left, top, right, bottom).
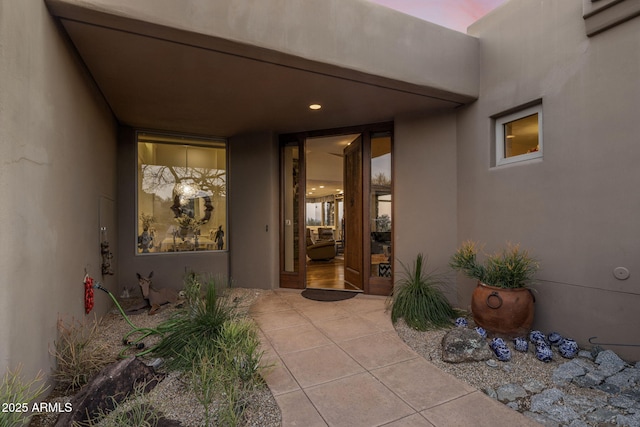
<box><xmin>0</xmin><ymin>2</ymin><xmax>117</xmax><ymax>381</ymax></box>
<box><xmin>394</xmin><ymin>112</ymin><xmax>459</xmax><ymax>304</ymax></box>
<box><xmin>458</xmin><ymin>0</ymin><xmax>640</xmax><ymax>359</ymax></box>
<box><xmin>228</xmin><ymin>132</ymin><xmax>279</xmax><ymax>290</ymax></box>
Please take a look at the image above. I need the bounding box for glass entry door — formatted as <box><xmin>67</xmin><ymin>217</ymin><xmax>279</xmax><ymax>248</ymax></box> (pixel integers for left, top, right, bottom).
<box><xmin>279</xmin><ymin>124</ymin><xmax>393</xmax><ymax>295</ymax></box>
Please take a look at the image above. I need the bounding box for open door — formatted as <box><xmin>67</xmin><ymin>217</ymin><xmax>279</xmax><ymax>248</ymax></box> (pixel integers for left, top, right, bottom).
<box><xmin>343</xmin><ymin>135</ymin><xmax>364</xmax><ymax>290</ymax></box>
<box><xmin>279</xmin><ymin>123</ymin><xmax>392</xmax><ymax>293</ymax></box>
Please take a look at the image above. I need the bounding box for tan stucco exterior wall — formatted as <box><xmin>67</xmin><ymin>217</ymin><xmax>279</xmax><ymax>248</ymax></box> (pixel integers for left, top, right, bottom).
<box><xmin>0</xmin><ymin>2</ymin><xmax>117</xmax><ymax>380</ymax></box>
<box><xmin>228</xmin><ymin>132</ymin><xmax>280</xmax><ymax>289</ymax></box>
<box><xmin>394</xmin><ymin>113</ymin><xmax>459</xmax><ymax>303</ymax></box>
<box><xmin>457</xmin><ymin>0</ymin><xmax>640</xmax><ymax>359</ymax></box>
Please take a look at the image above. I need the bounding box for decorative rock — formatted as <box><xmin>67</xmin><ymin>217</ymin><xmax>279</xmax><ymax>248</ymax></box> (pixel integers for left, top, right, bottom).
<box><xmin>514</xmin><ymin>336</ymin><xmax>529</xmax><ymax>352</ymax></box>
<box><xmin>536</xmin><ymin>344</ymin><xmax>554</xmax><ymax>362</ymax></box>
<box><xmin>506</xmin><ymin>401</ymin><xmax>520</xmax><ymax>410</ymax></box>
<box><xmin>548</xmin><ymin>332</ymin><xmax>563</xmax><ymax>346</ymax></box>
<box><xmin>441</xmin><ymin>327</ymin><xmax>492</xmax><ymax>363</ymax></box>
<box><xmin>455</xmin><ymin>317</ymin><xmax>468</xmax><ymax>327</ymax></box>
<box><xmin>545</xmin><ymin>405</ymin><xmax>580</xmax><ymax>424</ymax></box>
<box><xmin>530</xmin><ymin>330</ymin><xmax>547</xmax><ymax>346</ymax></box>
<box><xmin>605</xmin><ymin>367</ymin><xmax>640</xmax><ymax>389</ymax></box>
<box><xmin>490</xmin><ymin>337</ymin><xmax>506</xmax><ymax>350</ymax></box>
<box><xmin>474</xmin><ymin>326</ymin><xmax>487</xmax><ymax>339</ymax></box>
<box><xmin>530</xmin><ymin>388</ymin><xmax>565</xmax><ymax>413</ymax></box>
<box><xmin>496</xmin><ymin>383</ymin><xmax>528</xmax><ymax>402</ymax></box>
<box><xmin>595</xmin><ymin>349</ymin><xmax>627</xmax><ymax>376</ymax></box>
<box><xmin>523</xmin><ymin>379</ymin><xmax>546</xmax><ymax>394</ymax></box>
<box><xmin>484</xmin><ymin>387</ymin><xmax>498</xmax><ymax>399</ymax></box>
<box><xmin>595</xmin><ymin>382</ymin><xmax>621</xmax><ymax>394</ymax></box>
<box><xmin>585</xmin><ymin>408</ymin><xmax>619</xmax><ymax>424</ymax></box>
<box><xmin>494</xmin><ymin>345</ymin><xmax>511</xmax><ymax>362</ymax></box>
<box><xmin>485</xmin><ymin>359</ymin><xmax>498</xmax><ymax>368</ymax></box>
<box><xmin>578</xmin><ymin>350</ymin><xmax>594</xmax><ymax>360</ymax></box>
<box><xmin>552</xmin><ymin>361</ymin><xmax>586</xmax><ymax>386</ymax></box>
<box><xmin>564</xmin><ymin>395</ymin><xmax>606</xmax><ymax>415</ymax></box>
<box><xmin>616</xmin><ymin>413</ymin><xmax>640</xmax><ymax>427</ymax></box>
<box><xmin>609</xmin><ymin>394</ymin><xmax>637</xmax><ymax>409</ymax></box>
<box><xmin>558</xmin><ymin>338</ymin><xmax>579</xmax><ymax>359</ymax></box>
<box><xmin>523</xmin><ymin>411</ymin><xmax>561</xmax><ymax>427</ymax></box>
<box><xmin>572</xmin><ymin>371</ymin><xmax>604</xmax><ymax>388</ymax></box>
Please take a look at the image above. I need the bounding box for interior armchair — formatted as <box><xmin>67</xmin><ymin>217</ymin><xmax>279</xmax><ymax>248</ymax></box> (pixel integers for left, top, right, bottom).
<box><xmin>306</xmin><ymin>228</ymin><xmax>336</xmax><ymax>261</ymax></box>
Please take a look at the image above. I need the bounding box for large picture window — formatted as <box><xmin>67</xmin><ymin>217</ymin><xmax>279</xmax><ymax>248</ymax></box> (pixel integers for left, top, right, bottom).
<box><xmin>137</xmin><ymin>132</ymin><xmax>227</xmax><ymax>254</ymax></box>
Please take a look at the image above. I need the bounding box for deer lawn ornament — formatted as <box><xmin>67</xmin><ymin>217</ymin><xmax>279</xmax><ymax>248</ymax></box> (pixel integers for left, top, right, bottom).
<box><xmin>136</xmin><ymin>271</ymin><xmax>179</xmax><ymax>315</ymax></box>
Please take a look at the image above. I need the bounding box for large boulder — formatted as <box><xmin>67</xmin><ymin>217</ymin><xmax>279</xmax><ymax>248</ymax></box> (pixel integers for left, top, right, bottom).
<box><xmin>441</xmin><ymin>328</ymin><xmax>492</xmax><ymax>363</ymax></box>
<box><xmin>54</xmin><ymin>357</ymin><xmax>164</xmax><ymax>426</ymax></box>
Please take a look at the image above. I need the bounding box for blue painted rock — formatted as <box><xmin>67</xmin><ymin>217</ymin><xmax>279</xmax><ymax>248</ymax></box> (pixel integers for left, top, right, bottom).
<box><xmin>558</xmin><ymin>338</ymin><xmax>579</xmax><ymax>359</ymax></box>
<box><xmin>474</xmin><ymin>327</ymin><xmax>487</xmax><ymax>339</ymax></box>
<box><xmin>494</xmin><ymin>344</ymin><xmax>511</xmax><ymax>362</ymax></box>
<box><xmin>536</xmin><ymin>344</ymin><xmax>553</xmax><ymax>362</ymax></box>
<box><xmin>490</xmin><ymin>337</ymin><xmax>506</xmax><ymax>350</ymax></box>
<box><xmin>529</xmin><ymin>330</ymin><xmax>547</xmax><ymax>346</ymax></box>
<box><xmin>513</xmin><ymin>337</ymin><xmax>529</xmax><ymax>352</ymax></box>
<box><xmin>455</xmin><ymin>317</ymin><xmax>468</xmax><ymax>328</ymax></box>
<box><xmin>548</xmin><ymin>332</ymin><xmax>563</xmax><ymax>346</ymax></box>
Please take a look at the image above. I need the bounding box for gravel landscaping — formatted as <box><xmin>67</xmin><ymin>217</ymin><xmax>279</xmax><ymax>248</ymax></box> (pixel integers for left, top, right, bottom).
<box><xmin>29</xmin><ymin>290</ymin><xmax>639</xmax><ymax>427</ymax></box>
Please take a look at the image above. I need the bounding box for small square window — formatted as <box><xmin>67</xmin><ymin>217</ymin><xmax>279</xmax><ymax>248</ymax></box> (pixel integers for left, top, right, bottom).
<box><xmin>495</xmin><ymin>104</ymin><xmax>542</xmax><ymax>166</ymax></box>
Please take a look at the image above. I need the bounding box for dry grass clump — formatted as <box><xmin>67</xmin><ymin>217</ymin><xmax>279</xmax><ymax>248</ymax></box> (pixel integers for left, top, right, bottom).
<box><xmin>50</xmin><ymin>316</ymin><xmax>114</xmax><ymax>393</ymax></box>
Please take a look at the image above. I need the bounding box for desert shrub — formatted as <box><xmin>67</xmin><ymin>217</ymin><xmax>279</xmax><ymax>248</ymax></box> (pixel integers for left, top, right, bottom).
<box><xmin>0</xmin><ymin>365</ymin><xmax>48</xmax><ymax>427</ymax></box>
<box><xmin>389</xmin><ymin>254</ymin><xmax>457</xmax><ymax>330</ymax></box>
<box><xmin>151</xmin><ymin>275</ymin><xmax>240</xmax><ymax>370</ymax></box>
<box><xmin>50</xmin><ymin>316</ymin><xmax>113</xmax><ymax>392</ymax></box>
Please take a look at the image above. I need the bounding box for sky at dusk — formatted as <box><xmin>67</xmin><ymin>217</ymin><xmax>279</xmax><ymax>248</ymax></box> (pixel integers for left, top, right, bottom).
<box><xmin>365</xmin><ymin>0</ymin><xmax>508</xmax><ymax>32</ymax></box>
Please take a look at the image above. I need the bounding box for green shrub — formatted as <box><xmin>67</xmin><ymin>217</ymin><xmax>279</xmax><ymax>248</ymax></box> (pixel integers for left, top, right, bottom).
<box><xmin>0</xmin><ymin>366</ymin><xmax>48</xmax><ymax>427</ymax></box>
<box><xmin>152</xmin><ymin>275</ymin><xmax>238</xmax><ymax>370</ymax></box>
<box><xmin>389</xmin><ymin>254</ymin><xmax>456</xmax><ymax>330</ymax></box>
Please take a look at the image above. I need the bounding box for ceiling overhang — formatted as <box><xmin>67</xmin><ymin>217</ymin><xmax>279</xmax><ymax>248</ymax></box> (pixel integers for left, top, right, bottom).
<box><xmin>45</xmin><ymin>0</ymin><xmax>480</xmax><ymax>137</ymax></box>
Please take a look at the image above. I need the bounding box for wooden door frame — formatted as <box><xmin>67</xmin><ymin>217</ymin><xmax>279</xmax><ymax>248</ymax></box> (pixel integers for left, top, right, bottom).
<box><xmin>279</xmin><ymin>122</ymin><xmax>393</xmax><ymax>294</ymax></box>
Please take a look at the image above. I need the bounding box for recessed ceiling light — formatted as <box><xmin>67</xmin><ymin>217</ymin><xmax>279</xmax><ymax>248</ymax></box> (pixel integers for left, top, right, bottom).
<box><xmin>311</xmin><ymin>187</ymin><xmax>316</xmax><ymax>190</ymax></box>
<box><xmin>319</xmin><ymin>185</ymin><xmax>325</xmax><ymax>188</ymax></box>
<box><xmin>309</xmin><ymin>104</ymin><xmax>322</xmax><ymax>110</ymax></box>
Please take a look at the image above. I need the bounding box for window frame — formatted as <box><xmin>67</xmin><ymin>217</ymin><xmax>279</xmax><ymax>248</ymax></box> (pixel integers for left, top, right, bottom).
<box><xmin>495</xmin><ymin>104</ymin><xmax>543</xmax><ymax>167</ymax></box>
<box><xmin>135</xmin><ymin>131</ymin><xmax>228</xmax><ymax>255</ymax></box>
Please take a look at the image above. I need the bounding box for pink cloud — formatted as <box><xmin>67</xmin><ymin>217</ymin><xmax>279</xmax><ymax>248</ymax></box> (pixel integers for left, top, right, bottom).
<box><xmin>366</xmin><ymin>0</ymin><xmax>507</xmax><ymax>32</ymax></box>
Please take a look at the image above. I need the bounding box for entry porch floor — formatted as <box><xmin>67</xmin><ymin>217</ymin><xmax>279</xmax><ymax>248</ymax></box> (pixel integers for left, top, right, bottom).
<box><xmin>250</xmin><ymin>289</ymin><xmax>538</xmax><ymax>427</ymax></box>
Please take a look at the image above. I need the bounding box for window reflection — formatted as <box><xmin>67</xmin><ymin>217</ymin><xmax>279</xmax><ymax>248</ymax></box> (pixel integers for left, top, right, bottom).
<box><xmin>370</xmin><ymin>133</ymin><xmax>392</xmax><ymax>278</ymax></box>
<box><xmin>137</xmin><ymin>132</ymin><xmax>227</xmax><ymax>253</ymax></box>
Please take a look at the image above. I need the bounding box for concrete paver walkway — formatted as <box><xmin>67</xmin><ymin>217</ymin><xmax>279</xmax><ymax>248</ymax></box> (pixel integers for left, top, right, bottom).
<box><xmin>251</xmin><ymin>289</ymin><xmax>539</xmax><ymax>427</ymax></box>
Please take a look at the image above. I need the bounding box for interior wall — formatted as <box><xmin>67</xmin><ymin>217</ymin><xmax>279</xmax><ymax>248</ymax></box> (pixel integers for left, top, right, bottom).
<box><xmin>0</xmin><ymin>2</ymin><xmax>117</xmax><ymax>381</ymax></box>
<box><xmin>394</xmin><ymin>112</ymin><xmax>458</xmax><ymax>304</ymax></box>
<box><xmin>228</xmin><ymin>132</ymin><xmax>279</xmax><ymax>289</ymax></box>
<box><xmin>459</xmin><ymin>0</ymin><xmax>640</xmax><ymax>360</ymax></box>
<box><xmin>117</xmin><ymin>128</ymin><xmax>229</xmax><ymax>292</ymax></box>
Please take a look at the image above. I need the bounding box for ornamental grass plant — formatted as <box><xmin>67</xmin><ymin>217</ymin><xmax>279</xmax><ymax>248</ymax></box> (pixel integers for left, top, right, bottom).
<box><xmin>449</xmin><ymin>241</ymin><xmax>539</xmax><ymax>289</ymax></box>
<box><xmin>151</xmin><ymin>274</ymin><xmax>240</xmax><ymax>371</ymax></box>
<box><xmin>0</xmin><ymin>366</ymin><xmax>48</xmax><ymax>427</ymax></box>
<box><xmin>50</xmin><ymin>316</ymin><xmax>113</xmax><ymax>392</ymax></box>
<box><xmin>389</xmin><ymin>254</ymin><xmax>457</xmax><ymax>331</ymax></box>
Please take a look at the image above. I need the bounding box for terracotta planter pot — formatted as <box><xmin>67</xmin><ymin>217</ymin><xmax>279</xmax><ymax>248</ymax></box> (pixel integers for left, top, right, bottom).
<box><xmin>471</xmin><ymin>282</ymin><xmax>534</xmax><ymax>337</ymax></box>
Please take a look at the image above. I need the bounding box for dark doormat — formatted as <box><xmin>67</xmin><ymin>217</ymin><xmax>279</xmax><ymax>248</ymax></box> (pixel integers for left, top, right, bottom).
<box><xmin>301</xmin><ymin>289</ymin><xmax>358</xmax><ymax>302</ymax></box>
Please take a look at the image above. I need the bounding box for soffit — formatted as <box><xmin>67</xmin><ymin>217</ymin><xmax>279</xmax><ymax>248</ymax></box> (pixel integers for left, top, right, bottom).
<box><xmin>48</xmin><ymin>1</ymin><xmax>477</xmax><ymax>137</ymax></box>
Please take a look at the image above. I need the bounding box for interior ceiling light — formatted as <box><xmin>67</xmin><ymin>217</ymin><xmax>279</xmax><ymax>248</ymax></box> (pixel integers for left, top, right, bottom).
<box><xmin>309</xmin><ymin>104</ymin><xmax>322</xmax><ymax>110</ymax></box>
